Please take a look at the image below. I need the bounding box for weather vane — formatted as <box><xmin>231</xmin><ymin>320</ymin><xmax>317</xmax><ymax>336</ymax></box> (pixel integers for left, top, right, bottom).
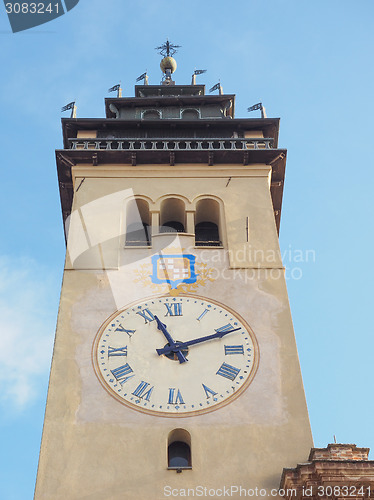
<box><xmin>155</xmin><ymin>39</ymin><xmax>181</xmax><ymax>57</ymax></box>
<box><xmin>61</xmin><ymin>101</ymin><xmax>77</xmax><ymax>118</ymax></box>
<box><xmin>248</xmin><ymin>102</ymin><xmax>267</xmax><ymax>118</ymax></box>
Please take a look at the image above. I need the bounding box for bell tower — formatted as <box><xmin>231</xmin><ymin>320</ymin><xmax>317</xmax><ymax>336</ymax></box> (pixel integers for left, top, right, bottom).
<box><xmin>34</xmin><ymin>43</ymin><xmax>313</xmax><ymax>499</ymax></box>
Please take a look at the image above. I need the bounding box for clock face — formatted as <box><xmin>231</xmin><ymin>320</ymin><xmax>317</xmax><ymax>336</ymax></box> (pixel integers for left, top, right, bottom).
<box><xmin>93</xmin><ymin>294</ymin><xmax>259</xmax><ymax>417</ymax></box>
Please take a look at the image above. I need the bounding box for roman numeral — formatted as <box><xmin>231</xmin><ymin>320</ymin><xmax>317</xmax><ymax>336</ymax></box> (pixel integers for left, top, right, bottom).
<box><xmin>164</xmin><ymin>303</ymin><xmax>183</xmax><ymax>316</ymax></box>
<box><xmin>132</xmin><ymin>381</ymin><xmax>154</xmax><ymax>401</ymax></box>
<box><xmin>202</xmin><ymin>383</ymin><xmax>217</xmax><ymax>399</ymax></box>
<box><xmin>224</xmin><ymin>345</ymin><xmax>244</xmax><ymax>355</ymax></box>
<box><xmin>111</xmin><ymin>363</ymin><xmax>134</xmax><ymax>384</ymax></box>
<box><xmin>215</xmin><ymin>323</ymin><xmax>235</xmax><ymax>333</ymax></box>
<box><xmin>168</xmin><ymin>388</ymin><xmax>185</xmax><ymax>405</ymax></box>
<box><xmin>136</xmin><ymin>308</ymin><xmax>155</xmax><ymax>324</ymax></box>
<box><xmin>216</xmin><ymin>362</ymin><xmax>240</xmax><ymax>381</ymax></box>
<box><xmin>196</xmin><ymin>309</ymin><xmax>209</xmax><ymax>321</ymax></box>
<box><xmin>108</xmin><ymin>346</ymin><xmax>127</xmax><ymax>357</ymax></box>
<box><xmin>114</xmin><ymin>324</ymin><xmax>136</xmax><ymax>337</ymax></box>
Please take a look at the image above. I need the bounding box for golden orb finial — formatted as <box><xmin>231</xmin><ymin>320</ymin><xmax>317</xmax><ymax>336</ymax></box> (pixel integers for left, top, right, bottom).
<box><xmin>160</xmin><ymin>56</ymin><xmax>177</xmax><ymax>74</ymax></box>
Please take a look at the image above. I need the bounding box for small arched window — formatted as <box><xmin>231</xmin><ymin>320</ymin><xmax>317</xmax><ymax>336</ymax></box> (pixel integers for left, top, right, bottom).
<box><xmin>125</xmin><ymin>199</ymin><xmax>151</xmax><ymax>246</ymax></box>
<box><xmin>160</xmin><ymin>198</ymin><xmax>186</xmax><ymax>234</ymax></box>
<box><xmin>142</xmin><ymin>109</ymin><xmax>161</xmax><ymax>120</ymax></box>
<box><xmin>195</xmin><ymin>198</ymin><xmax>221</xmax><ymax>246</ymax></box>
<box><xmin>168</xmin><ymin>429</ymin><xmax>192</xmax><ymax>470</ymax></box>
<box><xmin>182</xmin><ymin>109</ymin><xmax>199</xmax><ymax>120</ymax></box>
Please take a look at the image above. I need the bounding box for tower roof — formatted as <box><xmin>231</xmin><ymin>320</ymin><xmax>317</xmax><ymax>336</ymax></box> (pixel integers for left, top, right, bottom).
<box><xmin>56</xmin><ymin>42</ymin><xmax>287</xmax><ymax>239</ymax></box>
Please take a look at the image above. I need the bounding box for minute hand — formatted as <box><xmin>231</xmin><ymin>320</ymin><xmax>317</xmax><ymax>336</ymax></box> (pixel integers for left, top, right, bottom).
<box><xmin>156</xmin><ymin>328</ymin><xmax>241</xmax><ymax>356</ymax></box>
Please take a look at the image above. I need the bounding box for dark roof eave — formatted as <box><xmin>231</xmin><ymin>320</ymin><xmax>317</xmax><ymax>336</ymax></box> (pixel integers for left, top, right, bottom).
<box><xmin>61</xmin><ymin>117</ymin><xmax>281</xmax><ymax>149</ymax></box>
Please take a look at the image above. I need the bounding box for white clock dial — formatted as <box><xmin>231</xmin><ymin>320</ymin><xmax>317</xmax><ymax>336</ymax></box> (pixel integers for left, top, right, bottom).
<box><xmin>93</xmin><ymin>295</ymin><xmax>259</xmax><ymax>417</ymax></box>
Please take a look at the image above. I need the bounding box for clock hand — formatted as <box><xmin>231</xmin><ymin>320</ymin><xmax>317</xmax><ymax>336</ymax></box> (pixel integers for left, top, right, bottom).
<box><xmin>154</xmin><ymin>315</ymin><xmax>188</xmax><ymax>364</ymax></box>
<box><xmin>156</xmin><ymin>328</ymin><xmax>241</xmax><ymax>356</ymax></box>
<box><xmin>154</xmin><ymin>315</ymin><xmax>178</xmax><ymax>346</ymax></box>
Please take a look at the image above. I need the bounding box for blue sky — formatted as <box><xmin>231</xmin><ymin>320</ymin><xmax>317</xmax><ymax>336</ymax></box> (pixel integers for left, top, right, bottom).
<box><xmin>0</xmin><ymin>0</ymin><xmax>373</xmax><ymax>498</ymax></box>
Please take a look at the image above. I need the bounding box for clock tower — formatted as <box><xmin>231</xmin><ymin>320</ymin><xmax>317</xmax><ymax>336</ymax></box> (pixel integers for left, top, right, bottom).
<box><xmin>34</xmin><ymin>43</ymin><xmax>313</xmax><ymax>499</ymax></box>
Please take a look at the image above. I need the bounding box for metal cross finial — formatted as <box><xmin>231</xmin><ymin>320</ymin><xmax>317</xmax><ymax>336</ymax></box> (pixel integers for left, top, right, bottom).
<box><xmin>155</xmin><ymin>39</ymin><xmax>181</xmax><ymax>57</ymax></box>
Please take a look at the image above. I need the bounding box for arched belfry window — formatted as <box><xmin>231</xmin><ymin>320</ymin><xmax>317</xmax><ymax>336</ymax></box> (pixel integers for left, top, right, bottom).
<box><xmin>160</xmin><ymin>198</ymin><xmax>186</xmax><ymax>233</ymax></box>
<box><xmin>195</xmin><ymin>198</ymin><xmax>221</xmax><ymax>246</ymax></box>
<box><xmin>168</xmin><ymin>429</ymin><xmax>192</xmax><ymax>470</ymax></box>
<box><xmin>142</xmin><ymin>109</ymin><xmax>161</xmax><ymax>120</ymax></box>
<box><xmin>125</xmin><ymin>199</ymin><xmax>151</xmax><ymax>246</ymax></box>
<box><xmin>181</xmin><ymin>108</ymin><xmax>200</xmax><ymax>120</ymax></box>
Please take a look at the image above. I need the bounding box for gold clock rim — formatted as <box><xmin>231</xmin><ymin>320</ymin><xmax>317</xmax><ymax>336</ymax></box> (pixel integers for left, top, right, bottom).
<box><xmin>92</xmin><ymin>293</ymin><xmax>260</xmax><ymax>418</ymax></box>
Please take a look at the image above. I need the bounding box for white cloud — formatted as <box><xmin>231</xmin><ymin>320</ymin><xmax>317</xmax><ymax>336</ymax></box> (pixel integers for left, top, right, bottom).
<box><xmin>0</xmin><ymin>256</ymin><xmax>58</xmax><ymax>409</ymax></box>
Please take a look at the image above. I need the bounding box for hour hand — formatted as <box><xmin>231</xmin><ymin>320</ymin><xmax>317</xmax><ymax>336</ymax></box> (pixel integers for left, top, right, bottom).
<box><xmin>154</xmin><ymin>315</ymin><xmax>188</xmax><ymax>364</ymax></box>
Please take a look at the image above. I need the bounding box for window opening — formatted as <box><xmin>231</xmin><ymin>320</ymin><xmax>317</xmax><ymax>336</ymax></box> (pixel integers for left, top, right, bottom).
<box><xmin>125</xmin><ymin>199</ymin><xmax>151</xmax><ymax>246</ymax></box>
<box><xmin>160</xmin><ymin>198</ymin><xmax>186</xmax><ymax>234</ymax></box>
<box><xmin>195</xmin><ymin>199</ymin><xmax>222</xmax><ymax>246</ymax></box>
<box><xmin>168</xmin><ymin>429</ymin><xmax>192</xmax><ymax>471</ymax></box>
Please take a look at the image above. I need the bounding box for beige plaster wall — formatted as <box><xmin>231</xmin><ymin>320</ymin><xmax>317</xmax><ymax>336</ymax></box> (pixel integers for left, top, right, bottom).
<box><xmin>35</xmin><ymin>165</ymin><xmax>312</xmax><ymax>500</ymax></box>
<box><xmin>66</xmin><ymin>163</ymin><xmax>281</xmax><ymax>271</ymax></box>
